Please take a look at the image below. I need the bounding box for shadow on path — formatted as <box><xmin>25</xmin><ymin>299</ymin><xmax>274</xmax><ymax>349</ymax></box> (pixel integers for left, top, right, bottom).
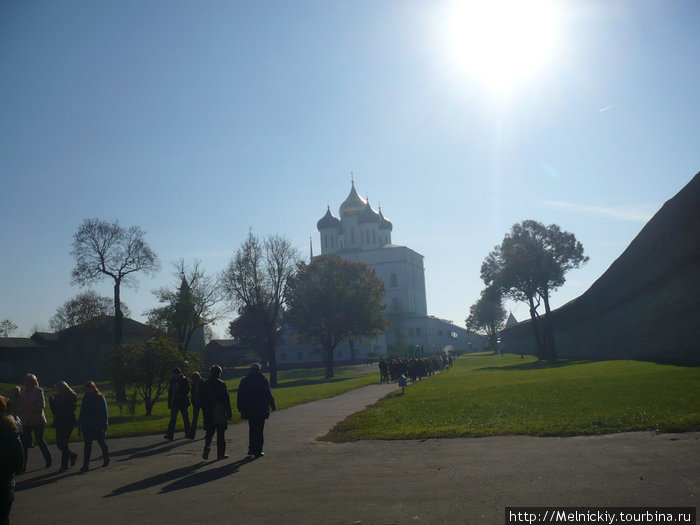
<box><xmin>16</xmin><ymin>470</ymin><xmax>77</xmax><ymax>492</ymax></box>
<box><xmin>105</xmin><ymin>463</ymin><xmax>205</xmax><ymax>497</ymax></box>
<box><xmin>159</xmin><ymin>457</ymin><xmax>256</xmax><ymax>493</ymax></box>
<box><xmin>113</xmin><ymin>439</ymin><xmax>193</xmax><ymax>461</ymax></box>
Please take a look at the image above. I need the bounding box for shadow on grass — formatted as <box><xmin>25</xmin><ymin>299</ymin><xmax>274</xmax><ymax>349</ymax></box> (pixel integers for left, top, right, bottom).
<box><xmin>273</xmin><ymin>375</ymin><xmax>361</xmax><ymax>390</ymax></box>
<box><xmin>475</xmin><ymin>359</ymin><xmax>594</xmax><ymax>372</ymax></box>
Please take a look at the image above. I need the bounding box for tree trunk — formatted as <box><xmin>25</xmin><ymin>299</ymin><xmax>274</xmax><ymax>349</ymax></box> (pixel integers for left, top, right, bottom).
<box><xmin>324</xmin><ymin>344</ymin><xmax>335</xmax><ymax>378</ymax></box>
<box><xmin>268</xmin><ymin>341</ymin><xmax>278</xmax><ymax>387</ymax></box>
<box><xmin>542</xmin><ymin>290</ymin><xmax>557</xmax><ymax>361</ymax></box>
<box><xmin>349</xmin><ymin>338</ymin><xmax>356</xmax><ymax>363</ymax></box>
<box><xmin>527</xmin><ymin>295</ymin><xmax>545</xmax><ymax>360</ymax></box>
<box><xmin>114</xmin><ymin>281</ymin><xmax>123</xmax><ymax>345</ymax></box>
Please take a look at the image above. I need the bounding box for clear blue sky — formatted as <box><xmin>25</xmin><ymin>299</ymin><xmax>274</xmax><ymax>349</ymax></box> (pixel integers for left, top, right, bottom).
<box><xmin>1</xmin><ymin>1</ymin><xmax>698</xmax><ymax>338</ymax></box>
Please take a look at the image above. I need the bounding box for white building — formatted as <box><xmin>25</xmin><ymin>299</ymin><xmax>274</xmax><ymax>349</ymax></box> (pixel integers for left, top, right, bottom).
<box><xmin>275</xmin><ymin>182</ymin><xmax>485</xmax><ymax>366</ymax></box>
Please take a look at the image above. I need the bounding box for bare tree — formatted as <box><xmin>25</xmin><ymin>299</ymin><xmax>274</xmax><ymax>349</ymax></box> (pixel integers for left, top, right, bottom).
<box><xmin>0</xmin><ymin>319</ymin><xmax>18</xmax><ymax>338</ymax></box>
<box><xmin>71</xmin><ymin>218</ymin><xmax>160</xmax><ymax>345</ymax></box>
<box><xmin>221</xmin><ymin>232</ymin><xmax>299</xmax><ymax>386</ymax></box>
<box><xmin>49</xmin><ymin>290</ymin><xmax>131</xmax><ymax>332</ymax></box>
<box><xmin>146</xmin><ymin>259</ymin><xmax>228</xmax><ymax>352</ymax></box>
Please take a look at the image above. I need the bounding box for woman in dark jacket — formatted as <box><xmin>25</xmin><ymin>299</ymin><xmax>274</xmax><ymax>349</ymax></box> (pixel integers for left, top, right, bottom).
<box><xmin>201</xmin><ymin>365</ymin><xmax>232</xmax><ymax>461</ymax></box>
<box><xmin>78</xmin><ymin>381</ymin><xmax>109</xmax><ymax>472</ymax></box>
<box><xmin>49</xmin><ymin>381</ymin><xmax>78</xmax><ymax>472</ymax></box>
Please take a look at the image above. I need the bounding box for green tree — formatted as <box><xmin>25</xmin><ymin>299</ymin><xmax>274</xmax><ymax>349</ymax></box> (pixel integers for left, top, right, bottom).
<box><xmin>228</xmin><ymin>303</ymin><xmax>270</xmax><ymax>364</ymax></box>
<box><xmin>105</xmin><ymin>337</ymin><xmax>200</xmax><ymax>415</ymax></box>
<box><xmin>221</xmin><ymin>232</ymin><xmax>299</xmax><ymax>387</ymax></box>
<box><xmin>481</xmin><ymin>220</ymin><xmax>588</xmax><ymax>360</ymax></box>
<box><xmin>286</xmin><ymin>255</ymin><xmax>389</xmax><ymax>378</ymax></box>
<box><xmin>49</xmin><ymin>290</ymin><xmax>131</xmax><ymax>332</ymax></box>
<box><xmin>465</xmin><ymin>287</ymin><xmax>507</xmax><ymax>352</ymax></box>
<box><xmin>146</xmin><ymin>259</ymin><xmax>227</xmax><ymax>352</ymax></box>
<box><xmin>71</xmin><ymin>218</ymin><xmax>160</xmax><ymax>345</ymax></box>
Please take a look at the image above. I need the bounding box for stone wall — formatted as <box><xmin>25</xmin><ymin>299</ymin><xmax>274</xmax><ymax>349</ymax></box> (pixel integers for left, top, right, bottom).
<box><xmin>501</xmin><ymin>172</ymin><xmax>700</xmax><ymax>363</ymax></box>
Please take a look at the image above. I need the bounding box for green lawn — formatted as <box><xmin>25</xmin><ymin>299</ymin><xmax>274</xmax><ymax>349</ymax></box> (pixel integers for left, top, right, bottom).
<box><xmin>322</xmin><ymin>354</ymin><xmax>700</xmax><ymax>441</ymax></box>
<box><xmin>0</xmin><ymin>365</ymin><xmax>378</xmax><ymax>443</ymax></box>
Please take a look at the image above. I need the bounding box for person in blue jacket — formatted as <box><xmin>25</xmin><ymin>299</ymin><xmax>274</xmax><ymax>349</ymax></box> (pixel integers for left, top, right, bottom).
<box><xmin>78</xmin><ymin>381</ymin><xmax>109</xmax><ymax>472</ymax></box>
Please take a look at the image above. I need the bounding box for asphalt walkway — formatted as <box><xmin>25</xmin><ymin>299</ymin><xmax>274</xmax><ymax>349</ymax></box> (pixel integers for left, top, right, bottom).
<box><xmin>12</xmin><ymin>382</ymin><xmax>699</xmax><ymax>524</ymax></box>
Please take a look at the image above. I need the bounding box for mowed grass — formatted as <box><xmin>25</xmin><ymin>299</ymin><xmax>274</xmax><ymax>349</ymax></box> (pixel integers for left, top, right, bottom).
<box><xmin>322</xmin><ymin>354</ymin><xmax>700</xmax><ymax>441</ymax></box>
<box><xmin>0</xmin><ymin>365</ymin><xmax>378</xmax><ymax>443</ymax></box>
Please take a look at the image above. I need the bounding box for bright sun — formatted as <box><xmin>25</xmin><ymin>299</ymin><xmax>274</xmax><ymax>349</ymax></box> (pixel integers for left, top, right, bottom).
<box><xmin>446</xmin><ymin>0</ymin><xmax>560</xmax><ymax>92</ymax></box>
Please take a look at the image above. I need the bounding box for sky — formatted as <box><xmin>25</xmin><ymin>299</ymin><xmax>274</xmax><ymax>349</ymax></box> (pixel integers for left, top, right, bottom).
<box><xmin>1</xmin><ymin>0</ymin><xmax>698</xmax><ymax>339</ymax></box>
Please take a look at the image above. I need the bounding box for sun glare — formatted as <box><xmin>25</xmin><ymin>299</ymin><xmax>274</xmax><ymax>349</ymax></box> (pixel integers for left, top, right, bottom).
<box><xmin>446</xmin><ymin>0</ymin><xmax>559</xmax><ymax>93</ymax></box>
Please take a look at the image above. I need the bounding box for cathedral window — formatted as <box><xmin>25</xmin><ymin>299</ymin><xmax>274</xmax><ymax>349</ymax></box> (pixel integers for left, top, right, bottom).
<box><xmin>390</xmin><ymin>273</ymin><xmax>398</xmax><ymax>287</ymax></box>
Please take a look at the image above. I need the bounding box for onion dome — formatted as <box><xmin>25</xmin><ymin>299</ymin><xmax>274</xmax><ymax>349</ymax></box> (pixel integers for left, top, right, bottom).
<box><xmin>339</xmin><ymin>182</ymin><xmax>367</xmax><ymax>218</ymax></box>
<box><xmin>358</xmin><ymin>200</ymin><xmax>381</xmax><ymax>224</ymax></box>
<box><xmin>378</xmin><ymin>208</ymin><xmax>393</xmax><ymax>231</ymax></box>
<box><xmin>317</xmin><ymin>206</ymin><xmax>341</xmax><ymax>231</ymax></box>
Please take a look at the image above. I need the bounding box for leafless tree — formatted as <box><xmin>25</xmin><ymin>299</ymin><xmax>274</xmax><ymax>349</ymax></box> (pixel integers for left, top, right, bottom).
<box><xmin>221</xmin><ymin>232</ymin><xmax>299</xmax><ymax>386</ymax></box>
<box><xmin>71</xmin><ymin>218</ymin><xmax>160</xmax><ymax>344</ymax></box>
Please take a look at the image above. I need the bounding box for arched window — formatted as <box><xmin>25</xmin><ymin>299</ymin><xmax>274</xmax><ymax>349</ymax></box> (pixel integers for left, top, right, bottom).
<box><xmin>390</xmin><ymin>273</ymin><xmax>398</xmax><ymax>287</ymax></box>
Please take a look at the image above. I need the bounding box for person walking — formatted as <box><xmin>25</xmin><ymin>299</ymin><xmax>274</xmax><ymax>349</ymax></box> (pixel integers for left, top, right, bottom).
<box><xmin>49</xmin><ymin>381</ymin><xmax>79</xmax><ymax>472</ymax></box>
<box><xmin>201</xmin><ymin>365</ymin><xmax>232</xmax><ymax>460</ymax></box>
<box><xmin>19</xmin><ymin>374</ymin><xmax>52</xmax><ymax>470</ymax></box>
<box><xmin>188</xmin><ymin>371</ymin><xmax>203</xmax><ymax>439</ymax></box>
<box><xmin>164</xmin><ymin>368</ymin><xmax>190</xmax><ymax>441</ymax></box>
<box><xmin>0</xmin><ymin>395</ymin><xmax>24</xmax><ymax>525</ymax></box>
<box><xmin>78</xmin><ymin>381</ymin><xmax>109</xmax><ymax>472</ymax></box>
<box><xmin>237</xmin><ymin>363</ymin><xmax>275</xmax><ymax>458</ymax></box>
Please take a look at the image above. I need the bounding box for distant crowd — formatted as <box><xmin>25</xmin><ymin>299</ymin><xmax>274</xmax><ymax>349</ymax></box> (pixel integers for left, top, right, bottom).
<box><xmin>378</xmin><ymin>355</ymin><xmax>454</xmax><ymax>384</ymax></box>
<box><xmin>0</xmin><ymin>362</ymin><xmax>276</xmax><ymax>525</ymax></box>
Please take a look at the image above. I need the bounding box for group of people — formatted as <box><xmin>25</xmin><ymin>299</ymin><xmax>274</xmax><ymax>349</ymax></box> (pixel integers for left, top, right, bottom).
<box><xmin>0</xmin><ymin>374</ymin><xmax>109</xmax><ymax>524</ymax></box>
<box><xmin>0</xmin><ymin>362</ymin><xmax>277</xmax><ymax>524</ymax></box>
<box><xmin>378</xmin><ymin>355</ymin><xmax>454</xmax><ymax>384</ymax></box>
<box><xmin>165</xmin><ymin>363</ymin><xmax>277</xmax><ymax>461</ymax></box>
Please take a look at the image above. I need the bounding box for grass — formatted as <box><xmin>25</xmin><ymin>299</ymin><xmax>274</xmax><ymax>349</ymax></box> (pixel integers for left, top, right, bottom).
<box><xmin>0</xmin><ymin>365</ymin><xmax>378</xmax><ymax>443</ymax></box>
<box><xmin>322</xmin><ymin>353</ymin><xmax>700</xmax><ymax>441</ymax></box>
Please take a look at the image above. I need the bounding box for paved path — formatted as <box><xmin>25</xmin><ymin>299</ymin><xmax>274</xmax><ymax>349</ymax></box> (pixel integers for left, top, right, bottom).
<box><xmin>12</xmin><ymin>382</ymin><xmax>699</xmax><ymax>524</ymax></box>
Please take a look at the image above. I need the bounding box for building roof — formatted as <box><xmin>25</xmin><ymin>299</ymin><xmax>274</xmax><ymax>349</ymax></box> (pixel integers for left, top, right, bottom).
<box><xmin>339</xmin><ymin>182</ymin><xmax>367</xmax><ymax>218</ymax></box>
<box><xmin>358</xmin><ymin>200</ymin><xmax>381</xmax><ymax>224</ymax></box>
<box><xmin>317</xmin><ymin>206</ymin><xmax>342</xmax><ymax>231</ymax></box>
<box><xmin>378</xmin><ymin>208</ymin><xmax>393</xmax><ymax>231</ymax></box>
<box><xmin>0</xmin><ymin>337</ymin><xmax>47</xmax><ymax>349</ymax></box>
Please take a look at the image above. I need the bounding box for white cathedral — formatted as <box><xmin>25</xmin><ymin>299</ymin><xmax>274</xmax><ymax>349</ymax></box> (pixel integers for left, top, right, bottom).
<box><xmin>274</xmin><ymin>182</ymin><xmax>485</xmax><ymax>365</ymax></box>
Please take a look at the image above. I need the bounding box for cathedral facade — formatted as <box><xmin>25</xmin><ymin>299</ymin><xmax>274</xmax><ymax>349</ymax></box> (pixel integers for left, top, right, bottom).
<box><xmin>275</xmin><ymin>182</ymin><xmax>484</xmax><ymax>366</ymax></box>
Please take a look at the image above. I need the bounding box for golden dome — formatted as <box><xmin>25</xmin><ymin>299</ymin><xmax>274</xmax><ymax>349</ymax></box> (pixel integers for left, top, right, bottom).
<box><xmin>339</xmin><ymin>182</ymin><xmax>367</xmax><ymax>218</ymax></box>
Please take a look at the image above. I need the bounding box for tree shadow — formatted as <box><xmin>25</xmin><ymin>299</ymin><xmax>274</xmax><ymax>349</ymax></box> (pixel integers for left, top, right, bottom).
<box><xmin>159</xmin><ymin>456</ymin><xmax>255</xmax><ymax>493</ymax></box>
<box><xmin>273</xmin><ymin>376</ymin><xmax>356</xmax><ymax>390</ymax></box>
<box><xmin>474</xmin><ymin>359</ymin><xmax>594</xmax><ymax>372</ymax></box>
